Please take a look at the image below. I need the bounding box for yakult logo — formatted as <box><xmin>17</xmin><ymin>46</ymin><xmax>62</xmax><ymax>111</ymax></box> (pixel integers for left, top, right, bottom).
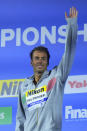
<box><xmin>64</xmin><ymin>75</ymin><xmax>87</xmax><ymax>94</ymax></box>
<box><xmin>0</xmin><ymin>24</ymin><xmax>87</xmax><ymax>47</ymax></box>
<box><xmin>65</xmin><ymin>106</ymin><xmax>87</xmax><ymax>120</ymax></box>
<box><xmin>68</xmin><ymin>80</ymin><xmax>87</xmax><ymax>88</ymax></box>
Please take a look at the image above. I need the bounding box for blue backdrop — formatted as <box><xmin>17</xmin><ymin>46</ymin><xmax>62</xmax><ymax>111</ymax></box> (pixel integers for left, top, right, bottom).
<box><xmin>0</xmin><ymin>0</ymin><xmax>87</xmax><ymax>131</ymax></box>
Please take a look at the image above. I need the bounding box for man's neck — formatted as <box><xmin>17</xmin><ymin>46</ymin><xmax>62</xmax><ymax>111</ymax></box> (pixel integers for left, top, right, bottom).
<box><xmin>34</xmin><ymin>72</ymin><xmax>43</xmax><ymax>84</ymax></box>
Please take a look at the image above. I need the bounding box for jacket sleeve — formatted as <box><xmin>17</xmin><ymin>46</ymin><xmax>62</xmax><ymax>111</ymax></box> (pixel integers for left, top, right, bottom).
<box><xmin>53</xmin><ymin>17</ymin><xmax>77</xmax><ymax>83</ymax></box>
<box><xmin>15</xmin><ymin>86</ymin><xmax>26</xmax><ymax>131</ymax></box>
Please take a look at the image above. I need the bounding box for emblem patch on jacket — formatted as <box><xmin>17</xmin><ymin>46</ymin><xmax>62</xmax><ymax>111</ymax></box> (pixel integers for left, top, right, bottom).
<box><xmin>25</xmin><ymin>85</ymin><xmax>48</xmax><ymax>111</ymax></box>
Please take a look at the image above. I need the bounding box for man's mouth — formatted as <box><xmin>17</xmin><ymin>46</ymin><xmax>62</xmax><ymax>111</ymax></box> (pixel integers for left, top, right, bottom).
<box><xmin>37</xmin><ymin>65</ymin><xmax>43</xmax><ymax>68</ymax></box>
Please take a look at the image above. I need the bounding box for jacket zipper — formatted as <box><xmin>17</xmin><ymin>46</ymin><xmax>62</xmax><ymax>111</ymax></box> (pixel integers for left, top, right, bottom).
<box><xmin>37</xmin><ymin>108</ymin><xmax>38</xmax><ymax>125</ymax></box>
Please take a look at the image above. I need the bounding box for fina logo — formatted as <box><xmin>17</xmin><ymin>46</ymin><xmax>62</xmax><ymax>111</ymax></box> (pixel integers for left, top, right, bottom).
<box><xmin>65</xmin><ymin>106</ymin><xmax>87</xmax><ymax>120</ymax></box>
<box><xmin>0</xmin><ymin>24</ymin><xmax>87</xmax><ymax>47</ymax></box>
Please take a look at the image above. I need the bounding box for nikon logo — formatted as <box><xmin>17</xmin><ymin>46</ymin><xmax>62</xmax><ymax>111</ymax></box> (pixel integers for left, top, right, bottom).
<box><xmin>26</xmin><ymin>86</ymin><xmax>46</xmax><ymax>97</ymax></box>
<box><xmin>0</xmin><ymin>79</ymin><xmax>24</xmax><ymax>97</ymax></box>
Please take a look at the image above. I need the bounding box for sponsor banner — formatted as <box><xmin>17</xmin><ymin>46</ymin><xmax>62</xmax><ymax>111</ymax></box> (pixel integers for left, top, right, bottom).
<box><xmin>0</xmin><ymin>79</ymin><xmax>24</xmax><ymax>97</ymax></box>
<box><xmin>64</xmin><ymin>75</ymin><xmax>87</xmax><ymax>94</ymax></box>
<box><xmin>63</xmin><ymin>101</ymin><xmax>87</xmax><ymax>131</ymax></box>
<box><xmin>65</xmin><ymin>105</ymin><xmax>87</xmax><ymax>120</ymax></box>
<box><xmin>1</xmin><ymin>75</ymin><xmax>87</xmax><ymax>97</ymax></box>
<box><xmin>62</xmin><ymin>92</ymin><xmax>87</xmax><ymax>131</ymax></box>
<box><xmin>0</xmin><ymin>107</ymin><xmax>12</xmax><ymax>125</ymax></box>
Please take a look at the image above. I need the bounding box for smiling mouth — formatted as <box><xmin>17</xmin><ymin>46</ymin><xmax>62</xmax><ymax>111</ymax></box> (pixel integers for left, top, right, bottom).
<box><xmin>37</xmin><ymin>66</ymin><xmax>43</xmax><ymax>68</ymax></box>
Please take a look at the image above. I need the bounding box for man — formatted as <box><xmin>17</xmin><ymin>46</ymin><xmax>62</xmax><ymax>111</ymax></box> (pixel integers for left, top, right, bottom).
<box><xmin>15</xmin><ymin>7</ymin><xmax>78</xmax><ymax>131</ymax></box>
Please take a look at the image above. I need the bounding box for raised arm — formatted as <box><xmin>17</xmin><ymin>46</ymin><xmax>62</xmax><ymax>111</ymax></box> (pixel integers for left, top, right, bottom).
<box><xmin>54</xmin><ymin>7</ymin><xmax>78</xmax><ymax>83</ymax></box>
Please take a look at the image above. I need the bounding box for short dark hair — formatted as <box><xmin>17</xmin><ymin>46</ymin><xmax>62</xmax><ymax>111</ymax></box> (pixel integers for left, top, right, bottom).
<box><xmin>30</xmin><ymin>46</ymin><xmax>50</xmax><ymax>65</ymax></box>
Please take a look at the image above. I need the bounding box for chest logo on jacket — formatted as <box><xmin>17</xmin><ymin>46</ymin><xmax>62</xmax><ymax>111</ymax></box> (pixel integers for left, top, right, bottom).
<box><xmin>25</xmin><ymin>86</ymin><xmax>47</xmax><ymax>111</ymax></box>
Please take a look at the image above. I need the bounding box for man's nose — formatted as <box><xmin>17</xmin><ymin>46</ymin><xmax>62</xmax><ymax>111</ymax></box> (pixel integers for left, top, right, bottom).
<box><xmin>38</xmin><ymin>58</ymin><xmax>43</xmax><ymax>63</ymax></box>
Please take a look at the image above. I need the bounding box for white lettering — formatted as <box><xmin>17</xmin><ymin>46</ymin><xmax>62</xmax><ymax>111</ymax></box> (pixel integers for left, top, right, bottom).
<box><xmin>22</xmin><ymin>27</ymin><xmax>39</xmax><ymax>45</ymax></box>
<box><xmin>65</xmin><ymin>106</ymin><xmax>87</xmax><ymax>119</ymax></box>
<box><xmin>78</xmin><ymin>24</ymin><xmax>87</xmax><ymax>41</ymax></box>
<box><xmin>57</xmin><ymin>25</ymin><xmax>66</xmax><ymax>43</ymax></box>
<box><xmin>0</xmin><ymin>24</ymin><xmax>87</xmax><ymax>47</ymax></box>
<box><xmin>1</xmin><ymin>29</ymin><xmax>15</xmax><ymax>47</ymax></box>
<box><xmin>16</xmin><ymin>28</ymin><xmax>21</xmax><ymax>46</ymax></box>
<box><xmin>41</xmin><ymin>26</ymin><xmax>56</xmax><ymax>44</ymax></box>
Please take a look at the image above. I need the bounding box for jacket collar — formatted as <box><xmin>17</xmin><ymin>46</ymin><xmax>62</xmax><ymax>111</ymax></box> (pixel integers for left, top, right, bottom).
<box><xmin>29</xmin><ymin>70</ymin><xmax>49</xmax><ymax>82</ymax></box>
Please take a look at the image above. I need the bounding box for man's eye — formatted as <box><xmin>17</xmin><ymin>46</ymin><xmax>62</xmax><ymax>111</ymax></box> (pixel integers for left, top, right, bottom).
<box><xmin>42</xmin><ymin>57</ymin><xmax>47</xmax><ymax>60</ymax></box>
<box><xmin>34</xmin><ymin>57</ymin><xmax>47</xmax><ymax>61</ymax></box>
<box><xmin>35</xmin><ymin>57</ymin><xmax>39</xmax><ymax>60</ymax></box>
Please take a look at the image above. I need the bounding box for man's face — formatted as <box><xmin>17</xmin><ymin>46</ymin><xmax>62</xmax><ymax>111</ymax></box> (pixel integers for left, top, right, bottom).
<box><xmin>31</xmin><ymin>51</ymin><xmax>48</xmax><ymax>74</ymax></box>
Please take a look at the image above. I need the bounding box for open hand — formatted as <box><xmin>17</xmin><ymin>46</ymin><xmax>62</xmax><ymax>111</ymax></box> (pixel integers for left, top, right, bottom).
<box><xmin>65</xmin><ymin>7</ymin><xmax>78</xmax><ymax>18</ymax></box>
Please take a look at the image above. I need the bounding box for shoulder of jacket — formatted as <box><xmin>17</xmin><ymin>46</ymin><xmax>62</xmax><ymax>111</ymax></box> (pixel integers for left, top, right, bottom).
<box><xmin>20</xmin><ymin>77</ymin><xmax>33</xmax><ymax>90</ymax></box>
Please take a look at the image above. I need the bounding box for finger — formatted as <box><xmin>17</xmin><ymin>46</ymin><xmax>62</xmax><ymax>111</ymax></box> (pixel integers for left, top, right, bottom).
<box><xmin>65</xmin><ymin>12</ymin><xmax>67</xmax><ymax>18</ymax></box>
<box><xmin>74</xmin><ymin>8</ymin><xmax>78</xmax><ymax>17</ymax></box>
<box><xmin>73</xmin><ymin>8</ymin><xmax>76</xmax><ymax>17</ymax></box>
<box><xmin>72</xmin><ymin>7</ymin><xmax>74</xmax><ymax>17</ymax></box>
<box><xmin>69</xmin><ymin>8</ymin><xmax>72</xmax><ymax>17</ymax></box>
